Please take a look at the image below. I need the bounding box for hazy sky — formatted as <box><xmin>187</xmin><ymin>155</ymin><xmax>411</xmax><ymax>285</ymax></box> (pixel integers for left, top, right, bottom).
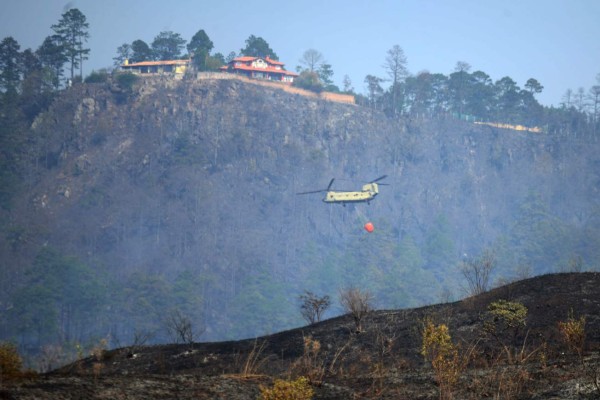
<box><xmin>1</xmin><ymin>0</ymin><xmax>599</xmax><ymax>106</ymax></box>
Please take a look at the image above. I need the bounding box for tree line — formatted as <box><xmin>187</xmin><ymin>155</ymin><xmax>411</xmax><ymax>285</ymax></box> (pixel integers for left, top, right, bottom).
<box><xmin>2</xmin><ymin>7</ymin><xmax>599</xmax><ymax>134</ymax></box>
<box><xmin>113</xmin><ymin>31</ymin><xmax>279</xmax><ymax>73</ymax></box>
<box><xmin>1</xmin><ymin>246</ymin><xmax>209</xmax><ymax>368</ymax></box>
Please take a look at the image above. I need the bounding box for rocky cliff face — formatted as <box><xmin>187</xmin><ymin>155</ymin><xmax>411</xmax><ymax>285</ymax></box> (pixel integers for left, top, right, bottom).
<box><xmin>3</xmin><ymin>75</ymin><xmax>599</xmax><ymax>343</ymax></box>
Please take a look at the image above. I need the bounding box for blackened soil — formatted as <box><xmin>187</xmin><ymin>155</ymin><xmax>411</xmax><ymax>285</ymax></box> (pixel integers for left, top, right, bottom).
<box><xmin>3</xmin><ymin>273</ymin><xmax>600</xmax><ymax>399</ymax></box>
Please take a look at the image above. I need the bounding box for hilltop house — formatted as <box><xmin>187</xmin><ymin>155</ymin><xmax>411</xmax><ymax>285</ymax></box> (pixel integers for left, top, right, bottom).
<box><xmin>121</xmin><ymin>59</ymin><xmax>190</xmax><ymax>74</ymax></box>
<box><xmin>220</xmin><ymin>56</ymin><xmax>298</xmax><ymax>83</ymax></box>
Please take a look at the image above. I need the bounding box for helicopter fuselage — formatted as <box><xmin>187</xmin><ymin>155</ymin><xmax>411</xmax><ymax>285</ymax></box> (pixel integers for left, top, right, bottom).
<box><xmin>323</xmin><ymin>183</ymin><xmax>379</xmax><ymax>204</ymax></box>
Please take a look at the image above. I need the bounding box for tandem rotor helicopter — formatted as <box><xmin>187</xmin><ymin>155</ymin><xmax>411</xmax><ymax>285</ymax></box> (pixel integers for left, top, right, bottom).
<box><xmin>297</xmin><ymin>175</ymin><xmax>388</xmax><ymax>205</ymax></box>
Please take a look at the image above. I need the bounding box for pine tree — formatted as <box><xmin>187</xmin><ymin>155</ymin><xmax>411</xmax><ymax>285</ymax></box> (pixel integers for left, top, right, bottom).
<box><xmin>0</xmin><ymin>36</ymin><xmax>22</xmax><ymax>97</ymax></box>
<box><xmin>51</xmin><ymin>8</ymin><xmax>90</xmax><ymax>81</ymax></box>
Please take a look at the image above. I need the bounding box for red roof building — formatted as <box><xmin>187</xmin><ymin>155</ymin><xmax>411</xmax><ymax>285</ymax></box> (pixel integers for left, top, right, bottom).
<box><xmin>220</xmin><ymin>56</ymin><xmax>298</xmax><ymax>83</ymax></box>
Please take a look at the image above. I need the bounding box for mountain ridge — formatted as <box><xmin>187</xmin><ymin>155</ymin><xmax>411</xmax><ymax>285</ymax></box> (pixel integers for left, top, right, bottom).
<box><xmin>1</xmin><ymin>74</ymin><xmax>599</xmax><ymax>348</ymax></box>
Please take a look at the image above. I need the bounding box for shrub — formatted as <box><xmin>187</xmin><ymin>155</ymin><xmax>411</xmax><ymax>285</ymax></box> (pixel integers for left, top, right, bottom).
<box><xmin>558</xmin><ymin>310</ymin><xmax>586</xmax><ymax>358</ymax></box>
<box><xmin>291</xmin><ymin>336</ymin><xmax>325</xmax><ymax>385</ymax></box>
<box><xmin>557</xmin><ymin>312</ymin><xmax>600</xmax><ymax>393</ymax></box>
<box><xmin>259</xmin><ymin>376</ymin><xmax>314</xmax><ymax>400</ymax></box>
<box><xmin>421</xmin><ymin>319</ymin><xmax>461</xmax><ymax>400</ymax></box>
<box><xmin>293</xmin><ymin>70</ymin><xmax>323</xmax><ymax>93</ymax></box>
<box><xmin>0</xmin><ymin>342</ymin><xmax>23</xmax><ymax>382</ymax></box>
<box><xmin>483</xmin><ymin>300</ymin><xmax>528</xmax><ymax>364</ymax></box>
<box><xmin>84</xmin><ymin>70</ymin><xmax>109</xmax><ymax>83</ymax></box>
<box><xmin>485</xmin><ymin>300</ymin><xmax>528</xmax><ymax>331</ymax></box>
<box><xmin>115</xmin><ymin>72</ymin><xmax>138</xmax><ymax>91</ymax></box>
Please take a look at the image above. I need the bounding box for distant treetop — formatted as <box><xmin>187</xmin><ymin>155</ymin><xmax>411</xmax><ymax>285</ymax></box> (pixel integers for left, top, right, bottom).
<box><xmin>240</xmin><ymin>35</ymin><xmax>278</xmax><ymax>60</ymax></box>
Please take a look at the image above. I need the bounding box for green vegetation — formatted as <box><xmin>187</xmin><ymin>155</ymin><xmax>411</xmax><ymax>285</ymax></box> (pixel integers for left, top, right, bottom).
<box><xmin>115</xmin><ymin>72</ymin><xmax>138</xmax><ymax>91</ymax></box>
<box><xmin>483</xmin><ymin>300</ymin><xmax>529</xmax><ymax>364</ymax></box>
<box><xmin>51</xmin><ymin>8</ymin><xmax>90</xmax><ymax>82</ymax></box>
<box><xmin>226</xmin><ymin>264</ymin><xmax>297</xmax><ymax>339</ymax></box>
<box><xmin>129</xmin><ymin>39</ymin><xmax>153</xmax><ymax>63</ymax></box>
<box><xmin>187</xmin><ymin>29</ymin><xmax>214</xmax><ymax>71</ymax></box>
<box><xmin>259</xmin><ymin>377</ymin><xmax>314</xmax><ymax>400</ymax></box>
<box><xmin>84</xmin><ymin>70</ymin><xmax>109</xmax><ymax>83</ymax></box>
<box><xmin>293</xmin><ymin>70</ymin><xmax>324</xmax><ymax>93</ymax></box>
<box><xmin>486</xmin><ymin>300</ymin><xmax>528</xmax><ymax>331</ymax></box>
<box><xmin>7</xmin><ymin>247</ymin><xmax>106</xmax><ymax>346</ymax></box>
<box><xmin>151</xmin><ymin>31</ymin><xmax>186</xmax><ymax>61</ymax></box>
<box><xmin>240</xmin><ymin>35</ymin><xmax>278</xmax><ymax>60</ymax></box>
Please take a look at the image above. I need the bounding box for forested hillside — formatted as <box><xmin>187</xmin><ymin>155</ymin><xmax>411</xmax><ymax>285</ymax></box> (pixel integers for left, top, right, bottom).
<box><xmin>1</xmin><ymin>73</ymin><xmax>599</xmax><ymax>368</ymax></box>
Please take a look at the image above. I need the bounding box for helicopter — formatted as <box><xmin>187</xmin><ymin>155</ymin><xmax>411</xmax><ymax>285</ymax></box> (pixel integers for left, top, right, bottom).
<box><xmin>297</xmin><ymin>175</ymin><xmax>388</xmax><ymax>205</ymax></box>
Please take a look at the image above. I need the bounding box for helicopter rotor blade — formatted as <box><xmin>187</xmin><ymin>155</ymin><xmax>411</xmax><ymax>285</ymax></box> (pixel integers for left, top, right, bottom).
<box><xmin>296</xmin><ymin>189</ymin><xmax>327</xmax><ymax>195</ymax></box>
<box><xmin>297</xmin><ymin>178</ymin><xmax>335</xmax><ymax>195</ymax></box>
<box><xmin>371</xmin><ymin>175</ymin><xmax>388</xmax><ymax>183</ymax></box>
<box><xmin>326</xmin><ymin>178</ymin><xmax>335</xmax><ymax>191</ymax></box>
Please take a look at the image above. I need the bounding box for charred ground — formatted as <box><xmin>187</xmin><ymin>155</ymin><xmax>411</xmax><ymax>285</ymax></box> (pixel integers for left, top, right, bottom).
<box><xmin>3</xmin><ymin>272</ymin><xmax>599</xmax><ymax>399</ymax></box>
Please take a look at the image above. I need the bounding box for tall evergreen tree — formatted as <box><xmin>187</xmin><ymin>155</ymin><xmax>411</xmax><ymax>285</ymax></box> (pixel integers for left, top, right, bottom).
<box><xmin>466</xmin><ymin>70</ymin><xmax>494</xmax><ymax>119</ymax></box>
<box><xmin>187</xmin><ymin>29</ymin><xmax>213</xmax><ymax>70</ymax></box>
<box><xmin>151</xmin><ymin>31</ymin><xmax>186</xmax><ymax>61</ymax></box>
<box><xmin>495</xmin><ymin>76</ymin><xmax>521</xmax><ymax>120</ymax></box>
<box><xmin>404</xmin><ymin>72</ymin><xmax>433</xmax><ymax>115</ymax></box>
<box><xmin>19</xmin><ymin>48</ymin><xmax>54</xmax><ymax>121</ymax></box>
<box><xmin>240</xmin><ymin>35</ymin><xmax>278</xmax><ymax>60</ymax></box>
<box><xmin>525</xmin><ymin>78</ymin><xmax>544</xmax><ymax>96</ymax></box>
<box><xmin>113</xmin><ymin>43</ymin><xmax>132</xmax><ymax>67</ymax></box>
<box><xmin>130</xmin><ymin>39</ymin><xmax>153</xmax><ymax>63</ymax></box>
<box><xmin>37</xmin><ymin>35</ymin><xmax>67</xmax><ymax>89</ymax></box>
<box><xmin>51</xmin><ymin>8</ymin><xmax>90</xmax><ymax>81</ymax></box>
<box><xmin>0</xmin><ymin>38</ymin><xmax>26</xmax><ymax>210</ymax></box>
<box><xmin>448</xmin><ymin>61</ymin><xmax>472</xmax><ymax>118</ymax></box>
<box><xmin>365</xmin><ymin>75</ymin><xmax>384</xmax><ymax>108</ymax></box>
<box><xmin>318</xmin><ymin>63</ymin><xmax>336</xmax><ymax>90</ymax></box>
<box><xmin>0</xmin><ymin>36</ymin><xmax>22</xmax><ymax>97</ymax></box>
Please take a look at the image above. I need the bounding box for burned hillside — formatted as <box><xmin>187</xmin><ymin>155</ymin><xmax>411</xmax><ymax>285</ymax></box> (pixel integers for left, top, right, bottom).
<box><xmin>3</xmin><ymin>273</ymin><xmax>600</xmax><ymax>399</ymax></box>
